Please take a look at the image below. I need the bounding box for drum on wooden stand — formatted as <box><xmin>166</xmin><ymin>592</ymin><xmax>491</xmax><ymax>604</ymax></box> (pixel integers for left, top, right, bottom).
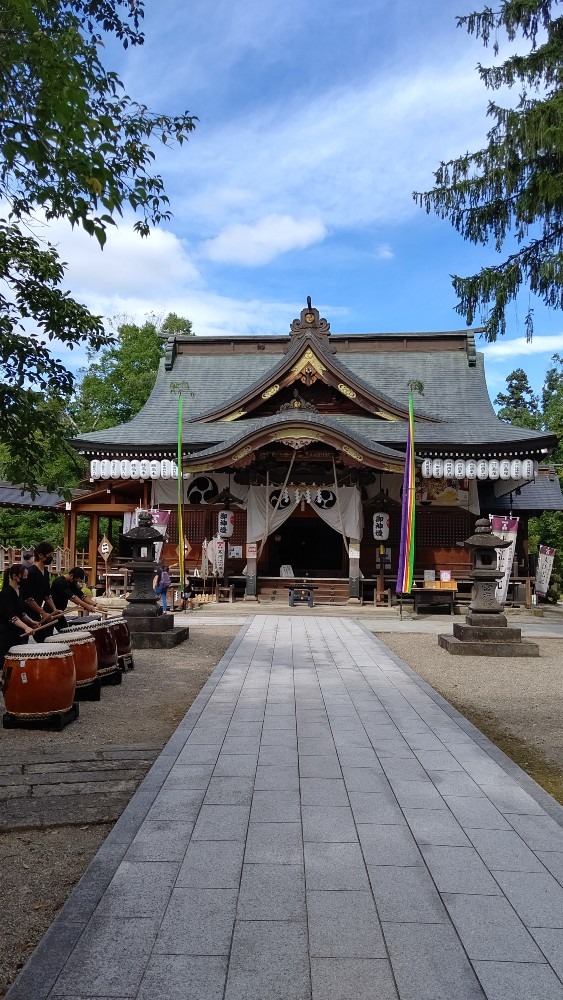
<box><xmin>46</xmin><ymin>631</ymin><xmax>101</xmax><ymax>701</ymax></box>
<box><xmin>105</xmin><ymin>617</ymin><xmax>134</xmax><ymax>671</ymax></box>
<box><xmin>60</xmin><ymin>622</ymin><xmax>121</xmax><ymax>685</ymax></box>
<box><xmin>2</xmin><ymin>643</ymin><xmax>78</xmax><ymax>730</ymax></box>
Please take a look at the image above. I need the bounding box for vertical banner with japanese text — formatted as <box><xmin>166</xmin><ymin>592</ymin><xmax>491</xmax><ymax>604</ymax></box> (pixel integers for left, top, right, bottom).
<box><xmin>490</xmin><ymin>515</ymin><xmax>519</xmax><ymax>604</ymax></box>
<box><xmin>536</xmin><ymin>545</ymin><xmax>556</xmax><ymax>598</ymax></box>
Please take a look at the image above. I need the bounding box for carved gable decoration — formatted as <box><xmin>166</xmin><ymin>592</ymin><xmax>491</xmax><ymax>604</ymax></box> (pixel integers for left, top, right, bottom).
<box><xmin>278</xmin><ymin>388</ymin><xmax>318</xmax><ymax>414</ymax></box>
<box><xmin>289</xmin><ymin>297</ymin><xmax>331</xmax><ymax>344</ymax></box>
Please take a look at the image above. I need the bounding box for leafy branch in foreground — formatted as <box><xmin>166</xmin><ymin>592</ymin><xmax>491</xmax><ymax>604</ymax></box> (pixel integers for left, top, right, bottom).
<box><xmin>414</xmin><ymin>1</ymin><xmax>563</xmax><ymax>341</ymax></box>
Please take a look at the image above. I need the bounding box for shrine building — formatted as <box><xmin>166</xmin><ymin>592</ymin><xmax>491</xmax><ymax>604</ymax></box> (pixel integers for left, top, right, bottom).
<box><xmin>66</xmin><ymin>301</ymin><xmax>562</xmax><ymax>602</ymax></box>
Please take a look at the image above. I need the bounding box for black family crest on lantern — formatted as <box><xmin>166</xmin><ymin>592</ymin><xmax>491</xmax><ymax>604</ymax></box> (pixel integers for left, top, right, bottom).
<box><xmin>289</xmin><ymin>296</ymin><xmax>331</xmax><ymax>343</ymax></box>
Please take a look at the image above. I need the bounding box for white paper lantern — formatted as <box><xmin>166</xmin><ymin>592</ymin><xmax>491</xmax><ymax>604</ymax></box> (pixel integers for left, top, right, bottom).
<box><xmin>432</xmin><ymin>458</ymin><xmax>444</xmax><ymax>478</ymax></box>
<box><xmin>90</xmin><ymin>460</ymin><xmax>101</xmax><ymax>480</ymax></box>
<box><xmin>443</xmin><ymin>458</ymin><xmax>455</xmax><ymax>478</ymax></box>
<box><xmin>373</xmin><ymin>511</ymin><xmax>390</xmax><ymax>541</ymax></box>
<box><xmin>120</xmin><ymin>459</ymin><xmax>131</xmax><ymax>479</ymax></box>
<box><xmin>149</xmin><ymin>459</ymin><xmax>160</xmax><ymax>479</ymax></box>
<box><xmin>454</xmin><ymin>459</ymin><xmax>466</xmax><ymax>479</ymax></box>
<box><xmin>218</xmin><ymin>510</ymin><xmax>234</xmax><ymax>538</ymax></box>
<box><xmin>499</xmin><ymin>459</ymin><xmax>511</xmax><ymax>480</ymax></box>
<box><xmin>488</xmin><ymin>459</ymin><xmax>500</xmax><ymax>480</ymax></box>
<box><xmin>465</xmin><ymin>459</ymin><xmax>477</xmax><ymax>479</ymax></box>
<box><xmin>130</xmin><ymin>460</ymin><xmax>141</xmax><ymax>480</ymax></box>
<box><xmin>421</xmin><ymin>458</ymin><xmax>433</xmax><ymax>479</ymax></box>
<box><xmin>171</xmin><ymin>462</ymin><xmax>178</xmax><ymax>479</ymax></box>
<box><xmin>160</xmin><ymin>460</ymin><xmax>171</xmax><ymax>479</ymax></box>
<box><xmin>100</xmin><ymin>459</ymin><xmax>111</xmax><ymax>479</ymax></box>
<box><xmin>477</xmin><ymin>459</ymin><xmax>489</xmax><ymax>480</ymax></box>
<box><xmin>110</xmin><ymin>459</ymin><xmax>121</xmax><ymax>479</ymax></box>
<box><xmin>510</xmin><ymin>459</ymin><xmax>522</xmax><ymax>479</ymax></box>
<box><xmin>139</xmin><ymin>459</ymin><xmax>150</xmax><ymax>480</ymax></box>
<box><xmin>521</xmin><ymin>458</ymin><xmax>534</xmax><ymax>480</ymax></box>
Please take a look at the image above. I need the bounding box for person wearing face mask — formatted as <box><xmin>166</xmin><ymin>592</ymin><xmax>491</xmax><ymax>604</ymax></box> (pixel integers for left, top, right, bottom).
<box><xmin>0</xmin><ymin>565</ymin><xmax>39</xmax><ymax>671</ymax></box>
<box><xmin>20</xmin><ymin>542</ymin><xmax>61</xmax><ymax>642</ymax></box>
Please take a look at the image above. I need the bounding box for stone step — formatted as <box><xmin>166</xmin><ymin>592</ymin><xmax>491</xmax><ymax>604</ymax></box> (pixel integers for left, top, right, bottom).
<box><xmin>438</xmin><ymin>635</ymin><xmax>539</xmax><ymax>656</ymax></box>
<box><xmin>453</xmin><ymin>624</ymin><xmax>522</xmax><ymax>642</ymax></box>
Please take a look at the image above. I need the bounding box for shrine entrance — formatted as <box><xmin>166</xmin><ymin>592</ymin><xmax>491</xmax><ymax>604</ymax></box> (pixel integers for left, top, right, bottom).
<box><xmin>266</xmin><ymin>510</ymin><xmax>345</xmax><ymax>577</ymax></box>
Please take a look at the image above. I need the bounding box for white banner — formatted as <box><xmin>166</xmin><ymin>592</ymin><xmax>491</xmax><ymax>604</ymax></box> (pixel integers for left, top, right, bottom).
<box><xmin>491</xmin><ymin>515</ymin><xmax>519</xmax><ymax>605</ymax></box>
<box><xmin>243</xmin><ymin>485</ymin><xmax>362</xmax><ymax>543</ymax></box>
<box><xmin>536</xmin><ymin>545</ymin><xmax>556</xmax><ymax>598</ymax></box>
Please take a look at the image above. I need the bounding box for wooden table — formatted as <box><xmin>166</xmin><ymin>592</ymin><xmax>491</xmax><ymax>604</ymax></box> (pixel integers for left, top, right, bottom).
<box><xmin>412</xmin><ymin>588</ymin><xmax>457</xmax><ymax>615</ymax></box>
<box><xmin>286</xmin><ymin>585</ymin><xmax>317</xmax><ymax>608</ymax></box>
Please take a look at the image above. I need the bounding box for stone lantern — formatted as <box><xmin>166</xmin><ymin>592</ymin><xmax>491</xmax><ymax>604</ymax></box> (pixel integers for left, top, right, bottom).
<box><xmin>438</xmin><ymin>518</ymin><xmax>538</xmax><ymax>656</ymax></box>
<box><xmin>123</xmin><ymin>511</ymin><xmax>189</xmax><ymax>648</ymax></box>
<box><xmin>466</xmin><ymin>517</ymin><xmax>511</xmax><ymax>617</ymax></box>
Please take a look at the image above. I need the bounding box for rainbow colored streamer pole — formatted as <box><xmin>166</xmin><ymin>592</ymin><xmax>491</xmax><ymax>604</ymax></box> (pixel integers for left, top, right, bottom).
<box><xmin>397</xmin><ymin>391</ymin><xmax>416</xmax><ymax>595</ymax></box>
<box><xmin>177</xmin><ymin>394</ymin><xmax>185</xmax><ymax>593</ymax></box>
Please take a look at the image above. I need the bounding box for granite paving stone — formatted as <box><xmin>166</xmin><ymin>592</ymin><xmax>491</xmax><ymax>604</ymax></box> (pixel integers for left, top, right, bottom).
<box><xmin>8</xmin><ymin>615</ymin><xmax>563</xmax><ymax>1000</ymax></box>
<box><xmin>237</xmin><ymin>863</ymin><xmax>306</xmax><ymax>921</ymax></box>
<box><xmin>137</xmin><ymin>955</ymin><xmax>228</xmax><ymax>1000</ymax></box>
<box><xmin>310</xmin><ymin>957</ymin><xmax>398</xmax><ymax>1000</ymax></box>
<box><xmin>176</xmin><ymin>840</ymin><xmax>245</xmax><ymax>889</ymax></box>
<box><xmin>307</xmin><ymin>891</ymin><xmax>386</xmax><ymax>958</ymax></box>
<box><xmin>369</xmin><ymin>865</ymin><xmax>448</xmax><ymax>923</ymax></box>
<box><xmin>472</xmin><ymin>960</ymin><xmax>563</xmax><ymax>1000</ymax></box>
<box><xmin>443</xmin><ymin>892</ymin><xmax>545</xmax><ymax>961</ymax></box>
<box><xmin>466</xmin><ymin>828</ymin><xmax>546</xmax><ymax>872</ymax></box>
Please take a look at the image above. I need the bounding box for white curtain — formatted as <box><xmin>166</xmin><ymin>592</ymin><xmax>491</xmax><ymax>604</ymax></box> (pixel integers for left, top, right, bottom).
<box><xmin>243</xmin><ymin>486</ymin><xmax>362</xmax><ymax>543</ymax></box>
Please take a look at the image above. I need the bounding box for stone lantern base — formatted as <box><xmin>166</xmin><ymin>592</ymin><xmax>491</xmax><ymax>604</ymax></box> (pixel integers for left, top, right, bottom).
<box><xmin>438</xmin><ymin>614</ymin><xmax>539</xmax><ymax>657</ymax></box>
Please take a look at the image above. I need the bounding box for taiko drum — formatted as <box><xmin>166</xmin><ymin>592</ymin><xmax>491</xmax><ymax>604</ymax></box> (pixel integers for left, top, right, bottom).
<box><xmin>45</xmin><ymin>631</ymin><xmax>98</xmax><ymax>688</ymax></box>
<box><xmin>105</xmin><ymin>617</ymin><xmax>134</xmax><ymax>670</ymax></box>
<box><xmin>61</xmin><ymin>622</ymin><xmax>118</xmax><ymax>677</ymax></box>
<box><xmin>2</xmin><ymin>643</ymin><xmax>76</xmax><ymax>718</ymax></box>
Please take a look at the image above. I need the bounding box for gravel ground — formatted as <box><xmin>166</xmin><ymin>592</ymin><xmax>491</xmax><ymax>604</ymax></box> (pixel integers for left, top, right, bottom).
<box><xmin>377</xmin><ymin>633</ymin><xmax>563</xmax><ymax>801</ymax></box>
<box><xmin>0</xmin><ymin>623</ymin><xmax>239</xmax><ymax>998</ymax></box>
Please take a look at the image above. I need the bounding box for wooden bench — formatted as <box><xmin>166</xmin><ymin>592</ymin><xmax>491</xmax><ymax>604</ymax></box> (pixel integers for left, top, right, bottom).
<box><xmin>215</xmin><ymin>584</ymin><xmax>235</xmax><ymax>603</ymax></box>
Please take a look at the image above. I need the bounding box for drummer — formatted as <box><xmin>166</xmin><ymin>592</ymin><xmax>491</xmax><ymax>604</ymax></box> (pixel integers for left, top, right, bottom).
<box><xmin>0</xmin><ymin>565</ymin><xmax>40</xmax><ymax>671</ymax></box>
<box><xmin>51</xmin><ymin>567</ymin><xmax>100</xmax><ymax>629</ymax></box>
<box><xmin>19</xmin><ymin>541</ymin><xmax>61</xmax><ymax>641</ymax></box>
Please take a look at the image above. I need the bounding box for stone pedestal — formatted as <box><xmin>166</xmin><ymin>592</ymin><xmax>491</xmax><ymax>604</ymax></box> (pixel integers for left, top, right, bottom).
<box><xmin>438</xmin><ymin>518</ymin><xmax>539</xmax><ymax>657</ymax></box>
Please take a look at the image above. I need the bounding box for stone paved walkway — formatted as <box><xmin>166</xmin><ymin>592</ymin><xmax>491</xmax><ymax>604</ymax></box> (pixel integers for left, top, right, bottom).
<box><xmin>8</xmin><ymin>616</ymin><xmax>563</xmax><ymax>1000</ymax></box>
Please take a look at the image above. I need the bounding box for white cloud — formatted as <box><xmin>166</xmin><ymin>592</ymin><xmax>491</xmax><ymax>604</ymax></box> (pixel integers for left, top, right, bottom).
<box><xmin>375</xmin><ymin>244</ymin><xmax>394</xmax><ymax>260</ymax></box>
<box><xmin>202</xmin><ymin>214</ymin><xmax>326</xmax><ymax>266</ymax></box>
<box><xmin>482</xmin><ymin>334</ymin><xmax>563</xmax><ymax>361</ymax></box>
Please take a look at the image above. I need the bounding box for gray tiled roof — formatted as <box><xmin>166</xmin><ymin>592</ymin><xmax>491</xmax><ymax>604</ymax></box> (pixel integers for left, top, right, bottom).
<box><xmin>479</xmin><ymin>473</ymin><xmax>563</xmax><ymax>512</ymax></box>
<box><xmin>72</xmin><ymin>338</ymin><xmax>556</xmax><ymax>456</ymax></box>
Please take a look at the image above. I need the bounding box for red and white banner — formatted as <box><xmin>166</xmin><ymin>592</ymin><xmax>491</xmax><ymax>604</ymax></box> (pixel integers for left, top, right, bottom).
<box><xmin>536</xmin><ymin>545</ymin><xmax>556</xmax><ymax>598</ymax></box>
<box><xmin>490</xmin><ymin>516</ymin><xmax>519</xmax><ymax>605</ymax></box>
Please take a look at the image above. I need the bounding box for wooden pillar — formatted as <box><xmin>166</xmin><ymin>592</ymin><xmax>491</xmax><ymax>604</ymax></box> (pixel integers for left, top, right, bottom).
<box><xmin>64</xmin><ymin>508</ymin><xmax>77</xmax><ymax>568</ymax></box>
<box><xmin>88</xmin><ymin>514</ymin><xmax>99</xmax><ymax>589</ymax></box>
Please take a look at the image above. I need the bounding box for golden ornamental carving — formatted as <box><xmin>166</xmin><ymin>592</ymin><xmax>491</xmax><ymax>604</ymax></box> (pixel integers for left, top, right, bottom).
<box><xmin>270</xmin><ymin>428</ymin><xmax>325</xmax><ymax>445</ymax></box>
<box><xmin>290</xmin><ymin>349</ymin><xmax>326</xmax><ymax>378</ymax></box>
<box><xmin>231</xmin><ymin>446</ymin><xmax>252</xmax><ymax>461</ymax></box>
<box><xmin>375</xmin><ymin>409</ymin><xmax>399</xmax><ymax>422</ymax></box>
<box><xmin>342</xmin><ymin>445</ymin><xmax>364</xmax><ymax>462</ymax></box>
<box><xmin>223</xmin><ymin>409</ymin><xmax>246</xmax><ymax>421</ymax></box>
<box><xmin>337</xmin><ymin>383</ymin><xmax>357</xmax><ymax>399</ymax></box>
<box><xmin>261</xmin><ymin>384</ymin><xmax>280</xmax><ymax>400</ymax></box>
<box><xmin>279</xmin><ymin>438</ymin><xmax>314</xmax><ymax>450</ymax></box>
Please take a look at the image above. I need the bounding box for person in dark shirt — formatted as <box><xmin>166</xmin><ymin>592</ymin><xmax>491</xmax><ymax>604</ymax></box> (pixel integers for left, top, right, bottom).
<box><xmin>20</xmin><ymin>541</ymin><xmax>61</xmax><ymax>641</ymax></box>
<box><xmin>51</xmin><ymin>568</ymin><xmax>99</xmax><ymax>629</ymax></box>
<box><xmin>0</xmin><ymin>565</ymin><xmax>39</xmax><ymax>670</ymax></box>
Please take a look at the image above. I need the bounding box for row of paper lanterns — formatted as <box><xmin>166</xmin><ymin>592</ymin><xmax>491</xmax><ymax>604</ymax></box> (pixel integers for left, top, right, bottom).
<box><xmin>90</xmin><ymin>459</ymin><xmax>178</xmax><ymax>480</ymax></box>
<box><xmin>421</xmin><ymin>458</ymin><xmax>537</xmax><ymax>481</ymax></box>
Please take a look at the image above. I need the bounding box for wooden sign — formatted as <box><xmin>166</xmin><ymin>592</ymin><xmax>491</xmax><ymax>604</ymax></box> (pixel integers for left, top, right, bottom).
<box><xmin>98</xmin><ymin>536</ymin><xmax>113</xmax><ymax>561</ymax></box>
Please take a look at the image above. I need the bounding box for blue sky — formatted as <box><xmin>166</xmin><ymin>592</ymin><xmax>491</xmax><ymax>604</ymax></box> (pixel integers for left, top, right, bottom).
<box><xmin>43</xmin><ymin>0</ymin><xmax>563</xmax><ymax>402</ymax></box>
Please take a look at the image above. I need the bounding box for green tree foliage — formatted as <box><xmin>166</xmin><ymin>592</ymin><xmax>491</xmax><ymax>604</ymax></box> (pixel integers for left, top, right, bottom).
<box><xmin>71</xmin><ymin>313</ymin><xmax>192</xmax><ymax>432</ymax></box>
<box><xmin>415</xmin><ymin>1</ymin><xmax>563</xmax><ymax>341</ymax></box>
<box><xmin>495</xmin><ymin>356</ymin><xmax>563</xmax><ymax>597</ymax></box>
<box><xmin>0</xmin><ymin>0</ymin><xmax>196</xmax><ymax>490</ymax></box>
<box><xmin>494</xmin><ymin>368</ymin><xmax>541</xmax><ymax>428</ymax></box>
